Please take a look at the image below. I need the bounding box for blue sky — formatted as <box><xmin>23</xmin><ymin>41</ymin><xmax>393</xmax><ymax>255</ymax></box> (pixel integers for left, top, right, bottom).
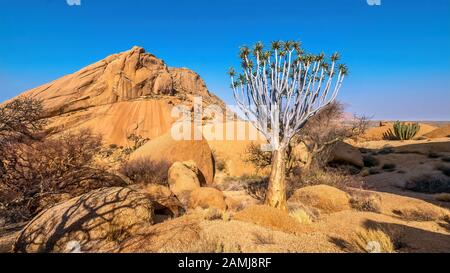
<box><xmin>0</xmin><ymin>0</ymin><xmax>449</xmax><ymax>120</ymax></box>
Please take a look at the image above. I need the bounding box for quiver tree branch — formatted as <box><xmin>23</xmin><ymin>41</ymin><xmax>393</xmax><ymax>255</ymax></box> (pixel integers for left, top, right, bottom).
<box><xmin>229</xmin><ymin>40</ymin><xmax>348</xmax><ymax>209</ymax></box>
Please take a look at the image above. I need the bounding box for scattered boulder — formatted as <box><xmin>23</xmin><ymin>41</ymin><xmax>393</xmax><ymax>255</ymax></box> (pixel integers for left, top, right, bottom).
<box><xmin>14</xmin><ymin>187</ymin><xmax>154</xmax><ymax>253</ymax></box>
<box><xmin>131</xmin><ymin>130</ymin><xmax>215</xmax><ymax>185</ymax></box>
<box><xmin>329</xmin><ymin>142</ymin><xmax>364</xmax><ymax>168</ymax></box>
<box><xmin>189</xmin><ymin>187</ymin><xmax>227</xmax><ymax>211</ymax></box>
<box><xmin>288</xmin><ymin>185</ymin><xmax>351</xmax><ymax>213</ymax></box>
<box><xmin>168</xmin><ymin>161</ymin><xmax>202</xmax><ymax>206</ymax></box>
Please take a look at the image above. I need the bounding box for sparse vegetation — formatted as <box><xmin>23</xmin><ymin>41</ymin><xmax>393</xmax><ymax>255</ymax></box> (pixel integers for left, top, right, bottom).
<box><xmin>289</xmin><ymin>209</ymin><xmax>312</xmax><ymax>224</ymax></box>
<box><xmin>393</xmin><ymin>208</ymin><xmax>440</xmax><ymax>222</ymax></box>
<box><xmin>351</xmin><ymin>228</ymin><xmax>395</xmax><ymax>253</ymax></box>
<box><xmin>383</xmin><ymin>121</ymin><xmax>420</xmax><ymax>140</ymax></box>
<box><xmin>243</xmin><ymin>142</ymin><xmax>272</xmax><ymax>173</ymax></box>
<box><xmin>120</xmin><ymin>158</ymin><xmax>170</xmax><ymax>185</ymax></box>
<box><xmin>253</xmin><ymin>232</ymin><xmax>275</xmax><ymax>245</ymax></box>
<box><xmin>405</xmin><ymin>174</ymin><xmax>450</xmax><ymax>193</ymax></box>
<box><xmin>349</xmin><ymin>191</ymin><xmax>381</xmax><ymax>213</ymax></box>
<box><xmin>295</xmin><ymin>102</ymin><xmax>369</xmax><ymax>170</ymax></box>
<box><xmin>123</xmin><ymin>133</ymin><xmax>149</xmax><ymax>154</ymax></box>
<box><xmin>0</xmin><ymin>126</ymin><xmax>123</xmax><ymax>224</ymax></box>
<box><xmin>211</xmin><ymin>149</ymin><xmax>227</xmax><ymax>172</ymax></box>
<box><xmin>288</xmin><ymin>168</ymin><xmax>363</xmax><ymax>194</ymax></box>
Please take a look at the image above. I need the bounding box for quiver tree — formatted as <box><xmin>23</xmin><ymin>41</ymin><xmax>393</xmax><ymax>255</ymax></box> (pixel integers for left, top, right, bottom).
<box><xmin>229</xmin><ymin>40</ymin><xmax>348</xmax><ymax>210</ymax></box>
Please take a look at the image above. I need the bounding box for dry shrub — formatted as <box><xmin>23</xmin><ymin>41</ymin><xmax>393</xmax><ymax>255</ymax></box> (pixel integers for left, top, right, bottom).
<box><xmin>253</xmin><ymin>231</ymin><xmax>275</xmax><ymax>245</ymax></box>
<box><xmin>393</xmin><ymin>208</ymin><xmax>441</xmax><ymax>222</ymax></box>
<box><xmin>244</xmin><ymin>142</ymin><xmax>272</xmax><ymax>172</ymax></box>
<box><xmin>351</xmin><ymin>228</ymin><xmax>395</xmax><ymax>253</ymax></box>
<box><xmin>0</xmin><ymin>129</ymin><xmax>124</xmax><ymax>224</ymax></box>
<box><xmin>287</xmin><ymin>168</ymin><xmax>363</xmax><ymax>195</ymax></box>
<box><xmin>182</xmin><ymin>233</ymin><xmax>242</xmax><ymax>253</ymax></box>
<box><xmin>120</xmin><ymin>158</ymin><xmax>170</xmax><ymax>185</ymax></box>
<box><xmin>435</xmin><ymin>193</ymin><xmax>450</xmax><ymax>202</ymax></box>
<box><xmin>289</xmin><ymin>209</ymin><xmax>312</xmax><ymax>224</ymax></box>
<box><xmin>234</xmin><ymin>205</ymin><xmax>308</xmax><ymax>235</ymax></box>
<box><xmin>202</xmin><ymin>208</ymin><xmax>224</xmax><ymax>221</ymax></box>
<box><xmin>295</xmin><ymin>102</ymin><xmax>369</xmax><ymax>170</ymax></box>
<box><xmin>349</xmin><ymin>191</ymin><xmax>381</xmax><ymax>213</ymax></box>
<box><xmin>211</xmin><ymin>149</ymin><xmax>227</xmax><ymax>172</ymax></box>
<box><xmin>404</xmin><ymin>174</ymin><xmax>450</xmax><ymax>193</ymax></box>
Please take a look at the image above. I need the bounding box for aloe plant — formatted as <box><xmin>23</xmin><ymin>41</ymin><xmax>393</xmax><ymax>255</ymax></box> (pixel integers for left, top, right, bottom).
<box><xmin>384</xmin><ymin>121</ymin><xmax>420</xmax><ymax>140</ymax></box>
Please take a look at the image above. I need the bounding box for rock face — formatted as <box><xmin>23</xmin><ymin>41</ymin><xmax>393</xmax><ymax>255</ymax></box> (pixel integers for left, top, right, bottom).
<box><xmin>288</xmin><ymin>185</ymin><xmax>351</xmax><ymax>214</ymax></box>
<box><xmin>189</xmin><ymin>187</ymin><xmax>227</xmax><ymax>211</ymax></box>
<box><xmin>14</xmin><ymin>187</ymin><xmax>154</xmax><ymax>253</ymax></box>
<box><xmin>131</xmin><ymin>131</ymin><xmax>215</xmax><ymax>185</ymax></box>
<box><xmin>167</xmin><ymin>161</ymin><xmax>202</xmax><ymax>206</ymax></box>
<box><xmin>15</xmin><ymin>46</ymin><xmax>225</xmax><ymax>146</ymax></box>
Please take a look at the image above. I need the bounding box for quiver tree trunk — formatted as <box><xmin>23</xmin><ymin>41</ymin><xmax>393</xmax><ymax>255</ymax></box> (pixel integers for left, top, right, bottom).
<box><xmin>265</xmin><ymin>148</ymin><xmax>287</xmax><ymax>211</ymax></box>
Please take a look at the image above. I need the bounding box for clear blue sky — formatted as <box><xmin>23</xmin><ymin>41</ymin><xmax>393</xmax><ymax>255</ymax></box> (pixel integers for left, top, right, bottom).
<box><xmin>0</xmin><ymin>0</ymin><xmax>449</xmax><ymax>120</ymax></box>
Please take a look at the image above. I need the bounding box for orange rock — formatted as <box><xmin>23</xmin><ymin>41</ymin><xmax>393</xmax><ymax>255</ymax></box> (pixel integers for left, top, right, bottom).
<box><xmin>188</xmin><ymin>187</ymin><xmax>227</xmax><ymax>211</ymax></box>
<box><xmin>288</xmin><ymin>185</ymin><xmax>351</xmax><ymax>213</ymax></box>
<box><xmin>131</xmin><ymin>130</ymin><xmax>215</xmax><ymax>185</ymax></box>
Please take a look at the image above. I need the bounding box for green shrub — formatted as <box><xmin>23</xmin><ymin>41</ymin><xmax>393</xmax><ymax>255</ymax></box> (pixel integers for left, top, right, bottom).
<box><xmin>383</xmin><ymin>121</ymin><xmax>420</xmax><ymax>140</ymax></box>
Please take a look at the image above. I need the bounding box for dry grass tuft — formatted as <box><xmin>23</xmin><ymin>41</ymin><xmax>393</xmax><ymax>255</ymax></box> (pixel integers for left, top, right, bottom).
<box><xmin>171</xmin><ymin>233</ymin><xmax>242</xmax><ymax>253</ymax></box>
<box><xmin>351</xmin><ymin>228</ymin><xmax>395</xmax><ymax>253</ymax></box>
<box><xmin>289</xmin><ymin>209</ymin><xmax>312</xmax><ymax>224</ymax></box>
<box><xmin>252</xmin><ymin>231</ymin><xmax>275</xmax><ymax>245</ymax></box>
<box><xmin>393</xmin><ymin>208</ymin><xmax>441</xmax><ymax>222</ymax></box>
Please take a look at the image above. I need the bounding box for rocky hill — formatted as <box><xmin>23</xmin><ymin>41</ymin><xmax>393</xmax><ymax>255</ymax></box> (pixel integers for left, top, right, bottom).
<box><xmin>16</xmin><ymin>46</ymin><xmax>225</xmax><ymax>146</ymax></box>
